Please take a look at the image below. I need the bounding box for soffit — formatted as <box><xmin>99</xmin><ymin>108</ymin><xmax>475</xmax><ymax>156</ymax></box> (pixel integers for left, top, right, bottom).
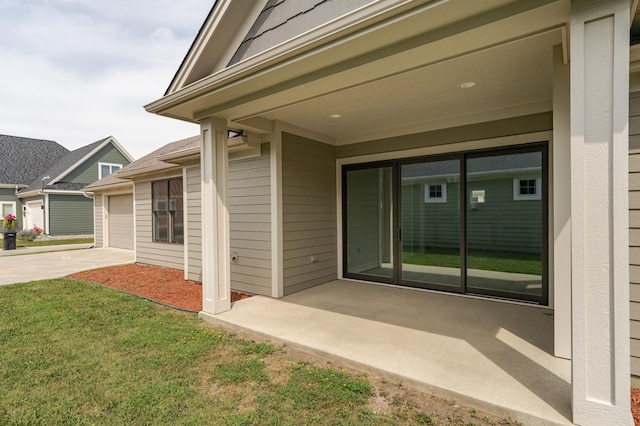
<box><xmin>150</xmin><ymin>0</ymin><xmax>566</xmax><ymax>145</ymax></box>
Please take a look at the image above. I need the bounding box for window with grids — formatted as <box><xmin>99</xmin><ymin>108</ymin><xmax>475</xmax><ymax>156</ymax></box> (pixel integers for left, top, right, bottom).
<box><xmin>152</xmin><ymin>178</ymin><xmax>183</xmax><ymax>243</ymax></box>
<box><xmin>513</xmin><ymin>177</ymin><xmax>541</xmax><ymax>200</ymax></box>
<box><xmin>424</xmin><ymin>183</ymin><xmax>447</xmax><ymax>203</ymax></box>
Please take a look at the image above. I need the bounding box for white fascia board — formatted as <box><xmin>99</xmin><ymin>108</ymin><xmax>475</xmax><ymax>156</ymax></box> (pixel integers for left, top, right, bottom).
<box><xmin>50</xmin><ymin>136</ymin><xmax>129</xmax><ymax>184</ymax></box>
<box><xmin>0</xmin><ymin>184</ymin><xmax>27</xmax><ymax>189</ymax></box>
<box><xmin>86</xmin><ymin>181</ymin><xmax>134</xmax><ymax>194</ymax></box>
<box><xmin>146</xmin><ymin>0</ymin><xmax>442</xmax><ymax>114</ymax></box>
<box><xmin>116</xmin><ymin>163</ymin><xmax>181</xmax><ymax>179</ymax></box>
<box><xmin>168</xmin><ymin>0</ymin><xmax>268</xmax><ymax>94</ymax></box>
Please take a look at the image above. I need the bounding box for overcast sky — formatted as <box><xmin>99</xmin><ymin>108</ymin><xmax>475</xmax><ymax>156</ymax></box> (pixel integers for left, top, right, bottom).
<box><xmin>0</xmin><ymin>0</ymin><xmax>213</xmax><ymax>159</ymax></box>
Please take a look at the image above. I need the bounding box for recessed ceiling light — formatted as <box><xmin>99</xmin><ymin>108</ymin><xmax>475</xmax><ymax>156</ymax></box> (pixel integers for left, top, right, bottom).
<box><xmin>329</xmin><ymin>114</ymin><xmax>342</xmax><ymax>119</ymax></box>
<box><xmin>460</xmin><ymin>81</ymin><xmax>477</xmax><ymax>89</ymax></box>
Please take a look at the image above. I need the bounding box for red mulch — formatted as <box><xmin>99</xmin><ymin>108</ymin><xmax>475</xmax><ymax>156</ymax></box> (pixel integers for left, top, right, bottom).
<box><xmin>67</xmin><ymin>263</ymin><xmax>251</xmax><ymax>312</ymax></box>
<box><xmin>634</xmin><ymin>389</ymin><xmax>640</xmax><ymax>425</ymax></box>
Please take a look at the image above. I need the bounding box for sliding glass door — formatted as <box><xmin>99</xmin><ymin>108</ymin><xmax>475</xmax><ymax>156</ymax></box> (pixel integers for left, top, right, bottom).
<box><xmin>400</xmin><ymin>158</ymin><xmax>462</xmax><ymax>291</ymax></box>
<box><xmin>342</xmin><ymin>143</ymin><xmax>547</xmax><ymax>304</ymax></box>
<box><xmin>344</xmin><ymin>163</ymin><xmax>394</xmax><ymax>282</ymax></box>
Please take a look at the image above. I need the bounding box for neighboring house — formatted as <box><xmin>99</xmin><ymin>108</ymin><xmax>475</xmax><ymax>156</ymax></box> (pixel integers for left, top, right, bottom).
<box><xmin>0</xmin><ymin>134</ymin><xmax>133</xmax><ymax>235</ymax></box>
<box><xmin>105</xmin><ymin>0</ymin><xmax>638</xmax><ymax>424</ymax></box>
<box><xmin>0</xmin><ymin>135</ymin><xmax>69</xmax><ymax>231</ymax></box>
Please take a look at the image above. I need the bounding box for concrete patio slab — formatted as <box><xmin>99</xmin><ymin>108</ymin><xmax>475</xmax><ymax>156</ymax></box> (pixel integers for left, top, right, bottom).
<box><xmin>0</xmin><ymin>247</ymin><xmax>134</xmax><ymax>286</ymax></box>
<box><xmin>201</xmin><ymin>280</ymin><xmax>572</xmax><ymax>426</ymax></box>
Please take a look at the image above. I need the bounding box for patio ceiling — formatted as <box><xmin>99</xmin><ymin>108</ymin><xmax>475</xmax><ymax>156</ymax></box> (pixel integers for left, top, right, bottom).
<box><xmin>254</xmin><ymin>29</ymin><xmax>561</xmax><ymax>146</ymax></box>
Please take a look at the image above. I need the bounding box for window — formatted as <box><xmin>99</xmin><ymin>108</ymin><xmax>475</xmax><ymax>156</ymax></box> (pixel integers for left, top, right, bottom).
<box><xmin>152</xmin><ymin>178</ymin><xmax>183</xmax><ymax>243</ymax></box>
<box><xmin>1</xmin><ymin>202</ymin><xmax>16</xmax><ymax>218</ymax></box>
<box><xmin>424</xmin><ymin>183</ymin><xmax>447</xmax><ymax>203</ymax></box>
<box><xmin>513</xmin><ymin>177</ymin><xmax>541</xmax><ymax>200</ymax></box>
<box><xmin>99</xmin><ymin>162</ymin><xmax>122</xmax><ymax>179</ymax></box>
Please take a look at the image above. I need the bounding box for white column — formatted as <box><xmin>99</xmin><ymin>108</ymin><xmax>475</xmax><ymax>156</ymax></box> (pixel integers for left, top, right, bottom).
<box><xmin>570</xmin><ymin>1</ymin><xmax>631</xmax><ymax>424</ymax></box>
<box><xmin>553</xmin><ymin>44</ymin><xmax>571</xmax><ymax>360</ymax></box>
<box><xmin>270</xmin><ymin>121</ymin><xmax>283</xmax><ymax>298</ymax></box>
<box><xmin>200</xmin><ymin>117</ymin><xmax>231</xmax><ymax>315</ymax></box>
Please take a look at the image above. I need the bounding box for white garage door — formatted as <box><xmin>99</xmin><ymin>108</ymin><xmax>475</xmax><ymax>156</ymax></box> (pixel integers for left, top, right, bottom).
<box><xmin>108</xmin><ymin>194</ymin><xmax>133</xmax><ymax>250</ymax></box>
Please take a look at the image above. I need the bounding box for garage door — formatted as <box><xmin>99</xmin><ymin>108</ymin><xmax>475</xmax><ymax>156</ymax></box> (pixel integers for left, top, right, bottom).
<box><xmin>108</xmin><ymin>194</ymin><xmax>133</xmax><ymax>250</ymax></box>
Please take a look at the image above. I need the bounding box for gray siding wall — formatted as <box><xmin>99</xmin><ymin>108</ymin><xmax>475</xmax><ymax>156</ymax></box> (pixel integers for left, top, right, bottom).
<box><xmin>64</xmin><ymin>143</ymin><xmax>130</xmax><ymax>184</ymax></box>
<box><xmin>229</xmin><ymin>144</ymin><xmax>272</xmax><ymax>296</ymax></box>
<box><xmin>186</xmin><ymin>166</ymin><xmax>202</xmax><ymax>282</ymax></box>
<box><xmin>629</xmin><ymin>91</ymin><xmax>640</xmax><ymax>386</ymax></box>
<box><xmin>0</xmin><ymin>188</ymin><xmax>22</xmax><ymax>230</ymax></box>
<box><xmin>94</xmin><ymin>195</ymin><xmax>103</xmax><ymax>247</ymax></box>
<box><xmin>135</xmin><ymin>180</ymin><xmax>183</xmax><ymax>270</ymax></box>
<box><xmin>49</xmin><ymin>194</ymin><xmax>93</xmax><ymax>235</ymax></box>
<box><xmin>336</xmin><ymin>113</ymin><xmax>552</xmax><ymax>158</ymax></box>
<box><xmin>282</xmin><ymin>133</ymin><xmax>337</xmax><ymax>295</ymax></box>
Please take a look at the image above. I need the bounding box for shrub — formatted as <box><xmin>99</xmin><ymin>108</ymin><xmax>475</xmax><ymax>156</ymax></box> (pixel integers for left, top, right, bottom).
<box><xmin>17</xmin><ymin>230</ymin><xmax>38</xmax><ymax>242</ymax></box>
<box><xmin>31</xmin><ymin>226</ymin><xmax>43</xmax><ymax>235</ymax></box>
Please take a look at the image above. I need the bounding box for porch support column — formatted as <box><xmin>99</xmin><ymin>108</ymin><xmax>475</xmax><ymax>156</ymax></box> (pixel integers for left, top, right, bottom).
<box><xmin>200</xmin><ymin>117</ymin><xmax>231</xmax><ymax>315</ymax></box>
<box><xmin>553</xmin><ymin>43</ymin><xmax>571</xmax><ymax>360</ymax></box>
<box><xmin>570</xmin><ymin>1</ymin><xmax>631</xmax><ymax>424</ymax></box>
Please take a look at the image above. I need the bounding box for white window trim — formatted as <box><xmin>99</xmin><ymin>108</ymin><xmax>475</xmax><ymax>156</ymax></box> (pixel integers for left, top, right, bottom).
<box><xmin>0</xmin><ymin>201</ymin><xmax>16</xmax><ymax>217</ymax></box>
<box><xmin>513</xmin><ymin>177</ymin><xmax>541</xmax><ymax>201</ymax></box>
<box><xmin>424</xmin><ymin>182</ymin><xmax>447</xmax><ymax>203</ymax></box>
<box><xmin>98</xmin><ymin>162</ymin><xmax>122</xmax><ymax>179</ymax></box>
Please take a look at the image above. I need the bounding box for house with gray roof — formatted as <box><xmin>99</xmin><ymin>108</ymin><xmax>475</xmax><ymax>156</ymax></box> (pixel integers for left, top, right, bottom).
<box><xmin>0</xmin><ymin>134</ymin><xmax>133</xmax><ymax>236</ymax></box>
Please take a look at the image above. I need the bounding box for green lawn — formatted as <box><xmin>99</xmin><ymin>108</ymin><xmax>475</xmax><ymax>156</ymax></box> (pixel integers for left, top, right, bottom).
<box><xmin>0</xmin><ymin>279</ymin><xmax>518</xmax><ymax>425</ymax></box>
<box><xmin>403</xmin><ymin>247</ymin><xmax>542</xmax><ymax>276</ymax></box>
<box><xmin>17</xmin><ymin>237</ymin><xmax>94</xmax><ymax>248</ymax></box>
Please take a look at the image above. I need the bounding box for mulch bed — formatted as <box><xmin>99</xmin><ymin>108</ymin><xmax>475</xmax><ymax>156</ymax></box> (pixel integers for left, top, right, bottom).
<box><xmin>67</xmin><ymin>263</ymin><xmax>251</xmax><ymax>312</ymax></box>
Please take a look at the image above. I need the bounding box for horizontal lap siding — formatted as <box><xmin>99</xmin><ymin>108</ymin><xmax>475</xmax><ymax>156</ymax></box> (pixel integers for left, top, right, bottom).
<box><xmin>64</xmin><ymin>144</ymin><xmax>130</xmax><ymax>184</ymax></box>
<box><xmin>135</xmin><ymin>181</ymin><xmax>183</xmax><ymax>270</ymax></box>
<box><xmin>49</xmin><ymin>195</ymin><xmax>93</xmax><ymax>235</ymax></box>
<box><xmin>186</xmin><ymin>167</ymin><xmax>202</xmax><ymax>282</ymax></box>
<box><xmin>282</xmin><ymin>133</ymin><xmax>337</xmax><ymax>295</ymax></box>
<box><xmin>0</xmin><ymin>188</ymin><xmax>21</xmax><ymax>230</ymax></box>
<box><xmin>94</xmin><ymin>196</ymin><xmax>103</xmax><ymax>247</ymax></box>
<box><xmin>229</xmin><ymin>144</ymin><xmax>272</xmax><ymax>296</ymax></box>
<box><xmin>630</xmin><ymin>91</ymin><xmax>640</xmax><ymax>386</ymax></box>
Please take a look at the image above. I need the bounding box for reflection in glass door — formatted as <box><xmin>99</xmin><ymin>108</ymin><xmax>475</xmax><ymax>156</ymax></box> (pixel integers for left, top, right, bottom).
<box><xmin>343</xmin><ymin>143</ymin><xmax>547</xmax><ymax>304</ymax></box>
<box><xmin>344</xmin><ymin>164</ymin><xmax>394</xmax><ymax>282</ymax></box>
<box><xmin>401</xmin><ymin>159</ymin><xmax>462</xmax><ymax>291</ymax></box>
<box><xmin>466</xmin><ymin>149</ymin><xmax>546</xmax><ymax>302</ymax></box>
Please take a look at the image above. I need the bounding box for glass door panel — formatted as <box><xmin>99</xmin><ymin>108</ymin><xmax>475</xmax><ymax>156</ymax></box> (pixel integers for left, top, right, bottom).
<box><xmin>466</xmin><ymin>150</ymin><xmax>545</xmax><ymax>302</ymax></box>
<box><xmin>344</xmin><ymin>165</ymin><xmax>394</xmax><ymax>281</ymax></box>
<box><xmin>401</xmin><ymin>159</ymin><xmax>462</xmax><ymax>290</ymax></box>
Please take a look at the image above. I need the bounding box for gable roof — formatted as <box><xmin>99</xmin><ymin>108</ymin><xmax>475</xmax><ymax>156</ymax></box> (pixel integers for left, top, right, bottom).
<box><xmin>19</xmin><ymin>136</ymin><xmax>134</xmax><ymax>194</ymax></box>
<box><xmin>85</xmin><ymin>136</ymin><xmax>201</xmax><ymax>191</ymax></box>
<box><xmin>0</xmin><ymin>134</ymin><xmax>69</xmax><ymax>185</ymax></box>
<box><xmin>166</xmin><ymin>0</ymin><xmax>374</xmax><ymax>95</ymax></box>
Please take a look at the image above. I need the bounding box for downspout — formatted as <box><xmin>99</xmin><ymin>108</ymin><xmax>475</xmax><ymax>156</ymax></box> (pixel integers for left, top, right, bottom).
<box><xmin>82</xmin><ymin>191</ymin><xmax>94</xmax><ymax>199</ymax></box>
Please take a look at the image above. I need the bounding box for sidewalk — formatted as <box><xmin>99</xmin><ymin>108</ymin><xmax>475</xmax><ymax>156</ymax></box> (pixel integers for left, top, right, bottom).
<box><xmin>0</xmin><ymin>246</ymin><xmax>134</xmax><ymax>286</ymax></box>
<box><xmin>0</xmin><ymin>243</ymin><xmax>94</xmax><ymax>256</ymax></box>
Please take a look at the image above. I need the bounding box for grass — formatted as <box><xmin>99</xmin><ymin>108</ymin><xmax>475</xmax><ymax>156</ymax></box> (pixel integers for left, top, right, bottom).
<box><xmin>0</xmin><ymin>279</ymin><xmax>519</xmax><ymax>425</ymax></box>
<box><xmin>403</xmin><ymin>247</ymin><xmax>542</xmax><ymax>276</ymax></box>
<box><xmin>16</xmin><ymin>237</ymin><xmax>94</xmax><ymax>247</ymax></box>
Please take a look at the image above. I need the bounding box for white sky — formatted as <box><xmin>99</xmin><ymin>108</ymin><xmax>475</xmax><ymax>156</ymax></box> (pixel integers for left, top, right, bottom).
<box><xmin>0</xmin><ymin>0</ymin><xmax>213</xmax><ymax>159</ymax></box>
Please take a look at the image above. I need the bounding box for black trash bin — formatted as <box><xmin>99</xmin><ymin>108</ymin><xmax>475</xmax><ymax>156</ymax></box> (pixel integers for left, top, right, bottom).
<box><xmin>3</xmin><ymin>232</ymin><xmax>16</xmax><ymax>250</ymax></box>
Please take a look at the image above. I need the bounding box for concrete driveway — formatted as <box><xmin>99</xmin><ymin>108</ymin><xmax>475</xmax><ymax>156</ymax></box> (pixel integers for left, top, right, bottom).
<box><xmin>0</xmin><ymin>246</ymin><xmax>134</xmax><ymax>286</ymax></box>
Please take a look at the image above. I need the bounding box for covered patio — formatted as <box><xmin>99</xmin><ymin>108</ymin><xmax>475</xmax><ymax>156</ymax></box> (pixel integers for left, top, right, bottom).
<box><xmin>201</xmin><ymin>280</ymin><xmax>571</xmax><ymax>426</ymax></box>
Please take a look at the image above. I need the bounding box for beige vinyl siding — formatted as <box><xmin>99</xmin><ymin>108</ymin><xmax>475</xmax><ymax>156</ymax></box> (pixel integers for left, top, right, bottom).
<box><xmin>335</xmin><ymin>112</ymin><xmax>552</xmax><ymax>159</ymax></box>
<box><xmin>94</xmin><ymin>195</ymin><xmax>103</xmax><ymax>247</ymax></box>
<box><xmin>134</xmin><ymin>180</ymin><xmax>183</xmax><ymax>270</ymax></box>
<box><xmin>186</xmin><ymin>166</ymin><xmax>202</xmax><ymax>282</ymax></box>
<box><xmin>282</xmin><ymin>133</ymin><xmax>337</xmax><ymax>295</ymax></box>
<box><xmin>229</xmin><ymin>144</ymin><xmax>272</xmax><ymax>296</ymax></box>
<box><xmin>630</xmin><ymin>91</ymin><xmax>640</xmax><ymax>386</ymax></box>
